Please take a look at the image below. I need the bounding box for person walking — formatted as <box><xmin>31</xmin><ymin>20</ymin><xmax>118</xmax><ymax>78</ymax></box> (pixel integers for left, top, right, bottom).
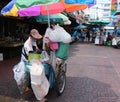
<box><xmin>86</xmin><ymin>29</ymin><xmax>90</xmax><ymax>42</ymax></box>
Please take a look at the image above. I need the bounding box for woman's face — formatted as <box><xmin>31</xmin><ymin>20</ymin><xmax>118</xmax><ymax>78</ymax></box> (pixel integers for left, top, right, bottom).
<box><xmin>32</xmin><ymin>38</ymin><xmax>37</xmax><ymax>42</ymax></box>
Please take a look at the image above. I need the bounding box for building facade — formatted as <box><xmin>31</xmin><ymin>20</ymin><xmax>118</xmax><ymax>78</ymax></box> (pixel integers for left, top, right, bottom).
<box><xmin>84</xmin><ymin>0</ymin><xmax>112</xmax><ymax>21</ymax></box>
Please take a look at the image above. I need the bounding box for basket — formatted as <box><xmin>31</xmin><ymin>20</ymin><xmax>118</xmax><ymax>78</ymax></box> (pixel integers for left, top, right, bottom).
<box><xmin>106</xmin><ymin>41</ymin><xmax>112</xmax><ymax>46</ymax></box>
<box><xmin>28</xmin><ymin>51</ymin><xmax>41</xmax><ymax>62</ymax></box>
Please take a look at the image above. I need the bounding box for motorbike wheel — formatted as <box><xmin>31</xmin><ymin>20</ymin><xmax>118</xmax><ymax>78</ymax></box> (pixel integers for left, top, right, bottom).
<box><xmin>117</xmin><ymin>41</ymin><xmax>120</xmax><ymax>49</ymax></box>
<box><xmin>55</xmin><ymin>70</ymin><xmax>66</xmax><ymax>96</ymax></box>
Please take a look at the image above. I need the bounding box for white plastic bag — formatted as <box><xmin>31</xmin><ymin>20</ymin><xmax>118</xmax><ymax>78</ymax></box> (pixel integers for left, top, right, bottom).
<box><xmin>28</xmin><ymin>62</ymin><xmax>50</xmax><ymax>101</ymax></box>
<box><xmin>49</xmin><ymin>51</ymin><xmax>56</xmax><ymax>70</ymax></box>
<box><xmin>13</xmin><ymin>60</ymin><xmax>30</xmax><ymax>94</ymax></box>
<box><xmin>44</xmin><ymin>25</ymin><xmax>71</xmax><ymax>43</ymax></box>
<box><xmin>95</xmin><ymin>36</ymin><xmax>99</xmax><ymax>45</ymax></box>
<box><xmin>112</xmin><ymin>38</ymin><xmax>117</xmax><ymax>46</ymax></box>
<box><xmin>41</xmin><ymin>51</ymin><xmax>49</xmax><ymax>62</ymax></box>
<box><xmin>56</xmin><ymin>25</ymin><xmax>71</xmax><ymax>43</ymax></box>
<box><xmin>43</xmin><ymin>28</ymin><xmax>59</xmax><ymax>50</ymax></box>
<box><xmin>44</xmin><ymin>27</ymin><xmax>61</xmax><ymax>42</ymax></box>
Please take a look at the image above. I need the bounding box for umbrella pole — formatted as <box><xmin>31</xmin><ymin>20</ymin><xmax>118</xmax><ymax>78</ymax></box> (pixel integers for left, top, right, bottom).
<box><xmin>46</xmin><ymin>4</ymin><xmax>50</xmax><ymax>27</ymax></box>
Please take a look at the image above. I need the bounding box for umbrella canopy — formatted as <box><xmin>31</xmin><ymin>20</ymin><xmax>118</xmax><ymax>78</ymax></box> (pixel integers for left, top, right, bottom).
<box><xmin>1</xmin><ymin>0</ymin><xmax>87</xmax><ymax>27</ymax></box>
<box><xmin>31</xmin><ymin>13</ymin><xmax>71</xmax><ymax>25</ymax></box>
<box><xmin>61</xmin><ymin>0</ymin><xmax>88</xmax><ymax>12</ymax></box>
<box><xmin>89</xmin><ymin>19</ymin><xmax>110</xmax><ymax>25</ymax></box>
<box><xmin>15</xmin><ymin>0</ymin><xmax>60</xmax><ymax>9</ymax></box>
<box><xmin>107</xmin><ymin>22</ymin><xmax>116</xmax><ymax>27</ymax></box>
<box><xmin>114</xmin><ymin>10</ymin><xmax>120</xmax><ymax>16</ymax></box>
<box><xmin>1</xmin><ymin>1</ymin><xmax>65</xmax><ymax>17</ymax></box>
<box><xmin>111</xmin><ymin>15</ymin><xmax>120</xmax><ymax>21</ymax></box>
<box><xmin>1</xmin><ymin>0</ymin><xmax>88</xmax><ymax>17</ymax></box>
<box><xmin>74</xmin><ymin>25</ymin><xmax>87</xmax><ymax>29</ymax></box>
<box><xmin>65</xmin><ymin>0</ymin><xmax>94</xmax><ymax>4</ymax></box>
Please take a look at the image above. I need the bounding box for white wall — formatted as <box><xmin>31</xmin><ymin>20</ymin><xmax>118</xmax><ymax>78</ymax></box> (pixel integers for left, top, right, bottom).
<box><xmin>84</xmin><ymin>0</ymin><xmax>112</xmax><ymax>20</ymax></box>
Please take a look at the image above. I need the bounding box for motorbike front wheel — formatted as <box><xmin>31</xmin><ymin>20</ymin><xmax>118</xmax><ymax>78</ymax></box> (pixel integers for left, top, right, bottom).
<box><xmin>117</xmin><ymin>41</ymin><xmax>120</xmax><ymax>49</ymax></box>
<box><xmin>55</xmin><ymin>70</ymin><xmax>66</xmax><ymax>96</ymax></box>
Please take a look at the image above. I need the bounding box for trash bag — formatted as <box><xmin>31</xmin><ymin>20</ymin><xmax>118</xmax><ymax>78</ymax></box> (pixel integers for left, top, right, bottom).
<box><xmin>42</xmin><ymin>62</ymin><xmax>54</xmax><ymax>88</ymax></box>
<box><xmin>28</xmin><ymin>62</ymin><xmax>50</xmax><ymax>101</ymax></box>
<box><xmin>44</xmin><ymin>25</ymin><xmax>71</xmax><ymax>43</ymax></box>
<box><xmin>13</xmin><ymin>60</ymin><xmax>30</xmax><ymax>94</ymax></box>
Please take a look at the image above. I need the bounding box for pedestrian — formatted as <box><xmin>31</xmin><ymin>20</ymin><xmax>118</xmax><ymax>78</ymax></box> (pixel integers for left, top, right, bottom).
<box><xmin>106</xmin><ymin>32</ymin><xmax>113</xmax><ymax>42</ymax></box>
<box><xmin>81</xmin><ymin>30</ymin><xmax>86</xmax><ymax>42</ymax></box>
<box><xmin>21</xmin><ymin>29</ymin><xmax>48</xmax><ymax>102</ymax></box>
<box><xmin>71</xmin><ymin>29</ymin><xmax>80</xmax><ymax>42</ymax></box>
<box><xmin>86</xmin><ymin>29</ymin><xmax>90</xmax><ymax>42</ymax></box>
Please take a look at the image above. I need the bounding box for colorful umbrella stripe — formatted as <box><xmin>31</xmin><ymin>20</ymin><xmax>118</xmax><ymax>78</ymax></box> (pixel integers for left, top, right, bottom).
<box><xmin>61</xmin><ymin>0</ymin><xmax>88</xmax><ymax>12</ymax></box>
<box><xmin>16</xmin><ymin>0</ymin><xmax>61</xmax><ymax>9</ymax></box>
<box><xmin>19</xmin><ymin>2</ymin><xmax>65</xmax><ymax>17</ymax></box>
<box><xmin>1</xmin><ymin>0</ymin><xmax>88</xmax><ymax>17</ymax></box>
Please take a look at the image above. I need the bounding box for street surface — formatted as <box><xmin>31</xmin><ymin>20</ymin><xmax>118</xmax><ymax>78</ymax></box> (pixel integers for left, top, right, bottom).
<box><xmin>0</xmin><ymin>42</ymin><xmax>120</xmax><ymax>102</ymax></box>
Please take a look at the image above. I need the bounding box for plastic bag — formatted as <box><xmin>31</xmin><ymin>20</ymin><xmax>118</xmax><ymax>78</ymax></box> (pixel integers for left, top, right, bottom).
<box><xmin>56</xmin><ymin>25</ymin><xmax>71</xmax><ymax>43</ymax></box>
<box><xmin>44</xmin><ymin>27</ymin><xmax>60</xmax><ymax>42</ymax></box>
<box><xmin>112</xmin><ymin>38</ymin><xmax>117</xmax><ymax>46</ymax></box>
<box><xmin>44</xmin><ymin>25</ymin><xmax>71</xmax><ymax>43</ymax></box>
<box><xmin>49</xmin><ymin>41</ymin><xmax>58</xmax><ymax>50</ymax></box>
<box><xmin>45</xmin><ymin>37</ymin><xmax>58</xmax><ymax>51</ymax></box>
<box><xmin>95</xmin><ymin>36</ymin><xmax>99</xmax><ymax>44</ymax></box>
<box><xmin>28</xmin><ymin>62</ymin><xmax>50</xmax><ymax>101</ymax></box>
<box><xmin>13</xmin><ymin>60</ymin><xmax>30</xmax><ymax>94</ymax></box>
<box><xmin>41</xmin><ymin>51</ymin><xmax>49</xmax><ymax>62</ymax></box>
<box><xmin>49</xmin><ymin>51</ymin><xmax>56</xmax><ymax>70</ymax></box>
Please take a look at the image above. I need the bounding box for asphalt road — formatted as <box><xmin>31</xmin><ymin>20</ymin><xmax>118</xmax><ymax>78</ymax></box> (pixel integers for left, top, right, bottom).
<box><xmin>0</xmin><ymin>42</ymin><xmax>120</xmax><ymax>102</ymax></box>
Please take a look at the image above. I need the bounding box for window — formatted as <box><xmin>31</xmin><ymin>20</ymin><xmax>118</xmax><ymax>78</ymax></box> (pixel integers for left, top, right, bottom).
<box><xmin>104</xmin><ymin>9</ymin><xmax>109</xmax><ymax>12</ymax></box>
<box><xmin>103</xmin><ymin>14</ymin><xmax>109</xmax><ymax>17</ymax></box>
<box><xmin>104</xmin><ymin>4</ymin><xmax>110</xmax><ymax>7</ymax></box>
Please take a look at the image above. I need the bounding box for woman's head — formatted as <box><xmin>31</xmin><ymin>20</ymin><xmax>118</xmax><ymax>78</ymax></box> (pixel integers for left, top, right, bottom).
<box><xmin>30</xmin><ymin>29</ymin><xmax>42</xmax><ymax>40</ymax></box>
